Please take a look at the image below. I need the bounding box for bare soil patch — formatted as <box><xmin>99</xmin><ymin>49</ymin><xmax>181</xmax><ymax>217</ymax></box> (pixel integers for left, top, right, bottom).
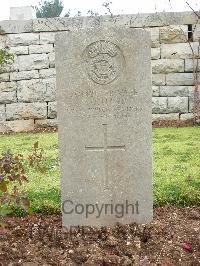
<box><xmin>0</xmin><ymin>206</ymin><xmax>199</xmax><ymax>265</ymax></box>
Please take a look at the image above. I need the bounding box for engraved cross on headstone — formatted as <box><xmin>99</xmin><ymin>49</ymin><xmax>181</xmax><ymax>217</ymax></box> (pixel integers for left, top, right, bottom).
<box><xmin>85</xmin><ymin>124</ymin><xmax>125</xmax><ymax>186</ymax></box>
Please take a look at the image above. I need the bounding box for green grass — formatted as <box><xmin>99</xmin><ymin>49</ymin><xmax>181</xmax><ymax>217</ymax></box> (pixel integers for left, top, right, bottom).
<box><xmin>0</xmin><ymin>127</ymin><xmax>199</xmax><ymax>214</ymax></box>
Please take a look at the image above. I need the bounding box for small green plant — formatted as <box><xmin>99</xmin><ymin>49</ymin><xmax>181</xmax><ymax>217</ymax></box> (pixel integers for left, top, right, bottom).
<box><xmin>0</xmin><ymin>152</ymin><xmax>30</xmax><ymax>226</ymax></box>
<box><xmin>0</xmin><ymin>48</ymin><xmax>14</xmax><ymax>67</ymax></box>
<box><xmin>28</xmin><ymin>141</ymin><xmax>46</xmax><ymax>174</ymax></box>
<box><xmin>0</xmin><ymin>26</ymin><xmax>14</xmax><ymax>68</ymax></box>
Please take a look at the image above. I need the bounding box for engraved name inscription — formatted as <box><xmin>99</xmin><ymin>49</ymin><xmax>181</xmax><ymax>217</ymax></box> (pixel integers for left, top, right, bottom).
<box><xmin>64</xmin><ymin>88</ymin><xmax>142</xmax><ymax>119</ymax></box>
<box><xmin>82</xmin><ymin>40</ymin><xmax>125</xmax><ymax>85</ymax></box>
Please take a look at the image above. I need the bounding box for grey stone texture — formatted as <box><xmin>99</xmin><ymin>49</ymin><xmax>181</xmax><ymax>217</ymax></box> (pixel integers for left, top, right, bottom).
<box><xmin>185</xmin><ymin>59</ymin><xmax>200</xmax><ymax>72</ymax></box>
<box><xmin>35</xmin><ymin>118</ymin><xmax>57</xmax><ymax>128</ymax></box>
<box><xmin>0</xmin><ymin>82</ymin><xmax>17</xmax><ymax>103</ymax></box>
<box><xmin>17</xmin><ymin>78</ymin><xmax>56</xmax><ymax>102</ymax></box>
<box><xmin>161</xmin><ymin>42</ymin><xmax>199</xmax><ymax>59</ymax></box>
<box><xmin>6</xmin><ymin>102</ymin><xmax>47</xmax><ymax>120</ymax></box>
<box><xmin>152</xmin><ymin>97</ymin><xmax>168</xmax><ymax>113</ymax></box>
<box><xmin>0</xmin><ymin>105</ymin><xmax>6</xmax><ymax>121</ymax></box>
<box><xmin>0</xmin><ymin>11</ymin><xmax>199</xmax><ymax>132</ymax></box>
<box><xmin>10</xmin><ymin>70</ymin><xmax>39</xmax><ymax>81</ymax></box>
<box><xmin>39</xmin><ymin>68</ymin><xmax>56</xmax><ymax>78</ymax></box>
<box><xmin>180</xmin><ymin>113</ymin><xmax>194</xmax><ymax>120</ymax></box>
<box><xmin>160</xmin><ymin>25</ymin><xmax>188</xmax><ymax>43</ymax></box>
<box><xmin>166</xmin><ymin>73</ymin><xmax>194</xmax><ymax>85</ymax></box>
<box><xmin>0</xmin><ymin>119</ymin><xmax>34</xmax><ymax>132</ymax></box>
<box><xmin>152</xmin><ymin>74</ymin><xmax>166</xmax><ymax>86</ymax></box>
<box><xmin>29</xmin><ymin>44</ymin><xmax>54</xmax><ymax>54</ymax></box>
<box><xmin>152</xmin><ymin>113</ymin><xmax>179</xmax><ymax>121</ymax></box>
<box><xmin>167</xmin><ymin>97</ymin><xmax>188</xmax><ymax>113</ymax></box>
<box><xmin>189</xmin><ymin>96</ymin><xmax>194</xmax><ymax>112</ymax></box>
<box><xmin>39</xmin><ymin>32</ymin><xmax>55</xmax><ymax>44</ymax></box>
<box><xmin>159</xmin><ymin>86</ymin><xmax>194</xmax><ymax>97</ymax></box>
<box><xmin>48</xmin><ymin>101</ymin><xmax>57</xmax><ymax>118</ymax></box>
<box><xmin>10</xmin><ymin>46</ymin><xmax>29</xmax><ymax>55</ymax></box>
<box><xmin>193</xmin><ymin>24</ymin><xmax>200</xmax><ymax>42</ymax></box>
<box><xmin>0</xmin><ymin>73</ymin><xmax>10</xmax><ymax>82</ymax></box>
<box><xmin>6</xmin><ymin>33</ymin><xmax>39</xmax><ymax>46</ymax></box>
<box><xmin>151</xmin><ymin>59</ymin><xmax>184</xmax><ymax>73</ymax></box>
<box><xmin>13</xmin><ymin>54</ymin><xmax>49</xmax><ymax>71</ymax></box>
<box><xmin>151</xmin><ymin>48</ymin><xmax>160</xmax><ymax>60</ymax></box>
<box><xmin>152</xmin><ymin>86</ymin><xmax>159</xmax><ymax>96</ymax></box>
<box><xmin>56</xmin><ymin>28</ymin><xmax>153</xmax><ymax>226</ymax></box>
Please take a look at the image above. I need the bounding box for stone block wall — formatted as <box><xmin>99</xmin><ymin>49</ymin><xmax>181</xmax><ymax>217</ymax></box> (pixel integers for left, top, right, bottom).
<box><xmin>0</xmin><ymin>11</ymin><xmax>199</xmax><ymax>132</ymax></box>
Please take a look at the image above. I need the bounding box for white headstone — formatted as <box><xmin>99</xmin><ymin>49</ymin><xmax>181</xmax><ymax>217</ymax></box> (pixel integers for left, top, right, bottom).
<box><xmin>56</xmin><ymin>27</ymin><xmax>153</xmax><ymax>227</ymax></box>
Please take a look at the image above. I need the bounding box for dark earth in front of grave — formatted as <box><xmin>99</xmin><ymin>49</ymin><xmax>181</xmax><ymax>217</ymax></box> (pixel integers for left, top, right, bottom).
<box><xmin>0</xmin><ymin>206</ymin><xmax>199</xmax><ymax>265</ymax></box>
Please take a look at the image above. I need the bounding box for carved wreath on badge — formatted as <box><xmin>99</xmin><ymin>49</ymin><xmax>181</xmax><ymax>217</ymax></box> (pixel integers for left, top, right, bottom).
<box><xmin>83</xmin><ymin>40</ymin><xmax>124</xmax><ymax>85</ymax></box>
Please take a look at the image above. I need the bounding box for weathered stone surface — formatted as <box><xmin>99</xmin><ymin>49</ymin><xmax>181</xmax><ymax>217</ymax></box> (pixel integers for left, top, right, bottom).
<box><xmin>180</xmin><ymin>113</ymin><xmax>194</xmax><ymax>120</ymax></box>
<box><xmin>0</xmin><ymin>119</ymin><xmax>34</xmax><ymax>133</ymax></box>
<box><xmin>166</xmin><ymin>73</ymin><xmax>194</xmax><ymax>85</ymax></box>
<box><xmin>0</xmin><ymin>35</ymin><xmax>7</xmax><ymax>49</ymax></box>
<box><xmin>56</xmin><ymin>28</ymin><xmax>152</xmax><ymax>227</ymax></box>
<box><xmin>167</xmin><ymin>97</ymin><xmax>188</xmax><ymax>113</ymax></box>
<box><xmin>39</xmin><ymin>68</ymin><xmax>56</xmax><ymax>78</ymax></box>
<box><xmin>185</xmin><ymin>59</ymin><xmax>200</xmax><ymax>72</ymax></box>
<box><xmin>32</xmin><ymin>12</ymin><xmax>198</xmax><ymax>32</ymax></box>
<box><xmin>0</xmin><ymin>65</ymin><xmax>12</xmax><ymax>74</ymax></box>
<box><xmin>0</xmin><ymin>20</ymin><xmax>33</xmax><ymax>34</ymax></box>
<box><xmin>0</xmin><ymin>12</ymin><xmax>198</xmax><ymax>34</ymax></box>
<box><xmin>152</xmin><ymin>113</ymin><xmax>179</xmax><ymax>121</ymax></box>
<box><xmin>0</xmin><ymin>12</ymin><xmax>198</xmax><ymax>132</ymax></box>
<box><xmin>146</xmin><ymin>27</ymin><xmax>160</xmax><ymax>48</ymax></box>
<box><xmin>160</xmin><ymin>25</ymin><xmax>188</xmax><ymax>43</ymax></box>
<box><xmin>161</xmin><ymin>42</ymin><xmax>199</xmax><ymax>59</ymax></box>
<box><xmin>6</xmin><ymin>33</ymin><xmax>39</xmax><ymax>46</ymax></box>
<box><xmin>152</xmin><ymin>97</ymin><xmax>167</xmax><ymax>113</ymax></box>
<box><xmin>189</xmin><ymin>96</ymin><xmax>194</xmax><ymax>112</ymax></box>
<box><xmin>160</xmin><ymin>86</ymin><xmax>194</xmax><ymax>97</ymax></box>
<box><xmin>129</xmin><ymin>11</ymin><xmax>197</xmax><ymax>27</ymax></box>
<box><xmin>152</xmin><ymin>86</ymin><xmax>159</xmax><ymax>96</ymax></box>
<box><xmin>48</xmin><ymin>101</ymin><xmax>57</xmax><ymax>118</ymax></box>
<box><xmin>0</xmin><ymin>104</ymin><xmax>6</xmax><ymax>121</ymax></box>
<box><xmin>10</xmin><ymin>70</ymin><xmax>39</xmax><ymax>81</ymax></box>
<box><xmin>151</xmin><ymin>48</ymin><xmax>160</xmax><ymax>60</ymax></box>
<box><xmin>6</xmin><ymin>102</ymin><xmax>47</xmax><ymax>120</ymax></box>
<box><xmin>152</xmin><ymin>59</ymin><xmax>184</xmax><ymax>73</ymax></box>
<box><xmin>0</xmin><ymin>62</ymin><xmax>17</xmax><ymax>73</ymax></box>
<box><xmin>10</xmin><ymin>46</ymin><xmax>29</xmax><ymax>55</ymax></box>
<box><xmin>39</xmin><ymin>32</ymin><xmax>55</xmax><ymax>44</ymax></box>
<box><xmin>17</xmin><ymin>78</ymin><xmax>56</xmax><ymax>102</ymax></box>
<box><xmin>35</xmin><ymin>118</ymin><xmax>57</xmax><ymax>127</ymax></box>
<box><xmin>193</xmin><ymin>24</ymin><xmax>200</xmax><ymax>42</ymax></box>
<box><xmin>152</xmin><ymin>74</ymin><xmax>166</xmax><ymax>85</ymax></box>
<box><xmin>14</xmin><ymin>54</ymin><xmax>49</xmax><ymax>71</ymax></box>
<box><xmin>48</xmin><ymin>53</ymin><xmax>55</xmax><ymax>67</ymax></box>
<box><xmin>29</xmin><ymin>44</ymin><xmax>54</xmax><ymax>54</ymax></box>
<box><xmin>0</xmin><ymin>73</ymin><xmax>10</xmax><ymax>82</ymax></box>
<box><xmin>33</xmin><ymin>17</ymin><xmax>83</xmax><ymax>32</ymax></box>
<box><xmin>0</xmin><ymin>82</ymin><xmax>17</xmax><ymax>103</ymax></box>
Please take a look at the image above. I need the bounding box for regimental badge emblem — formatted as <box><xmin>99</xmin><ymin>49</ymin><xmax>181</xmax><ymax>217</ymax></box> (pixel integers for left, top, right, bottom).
<box><xmin>82</xmin><ymin>40</ymin><xmax>124</xmax><ymax>85</ymax></box>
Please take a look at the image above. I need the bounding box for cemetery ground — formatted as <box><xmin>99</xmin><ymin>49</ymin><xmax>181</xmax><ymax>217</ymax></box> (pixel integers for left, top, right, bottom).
<box><xmin>0</xmin><ymin>126</ymin><xmax>199</xmax><ymax>265</ymax></box>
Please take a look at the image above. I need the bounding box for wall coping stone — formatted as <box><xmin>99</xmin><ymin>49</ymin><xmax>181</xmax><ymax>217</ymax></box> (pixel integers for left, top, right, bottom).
<box><xmin>0</xmin><ymin>11</ymin><xmax>199</xmax><ymax>34</ymax></box>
